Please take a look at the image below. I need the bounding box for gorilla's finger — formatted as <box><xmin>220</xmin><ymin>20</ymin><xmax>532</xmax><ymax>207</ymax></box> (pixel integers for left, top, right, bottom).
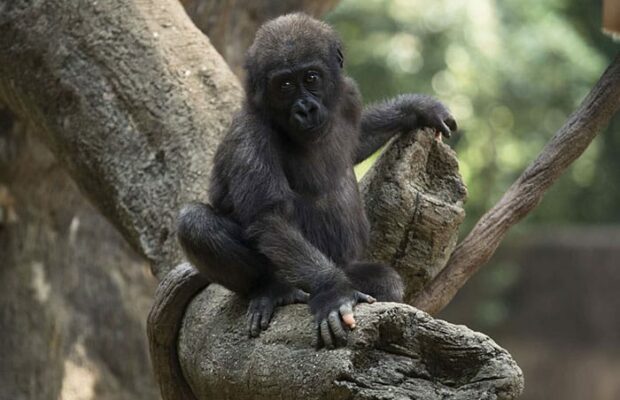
<box><xmin>320</xmin><ymin>320</ymin><xmax>334</xmax><ymax>349</ymax></box>
<box><xmin>355</xmin><ymin>291</ymin><xmax>376</xmax><ymax>304</ymax></box>
<box><xmin>250</xmin><ymin>313</ymin><xmax>261</xmax><ymax>337</ymax></box>
<box><xmin>328</xmin><ymin>310</ymin><xmax>347</xmax><ymax>345</ymax></box>
<box><xmin>441</xmin><ymin>125</ymin><xmax>452</xmax><ymax>139</ymax></box>
<box><xmin>445</xmin><ymin>116</ymin><xmax>457</xmax><ymax>132</ymax></box>
<box><xmin>246</xmin><ymin>311</ymin><xmax>255</xmax><ymax>335</ymax></box>
<box><xmin>339</xmin><ymin>303</ymin><xmax>356</xmax><ymax>328</ymax></box>
<box><xmin>293</xmin><ymin>289</ymin><xmax>310</xmax><ymax>304</ymax></box>
<box><xmin>260</xmin><ymin>305</ymin><xmax>274</xmax><ymax>330</ymax></box>
<box><xmin>434</xmin><ymin>118</ymin><xmax>451</xmax><ymax>138</ymax></box>
<box><xmin>313</xmin><ymin>325</ymin><xmax>322</xmax><ymax>349</ymax></box>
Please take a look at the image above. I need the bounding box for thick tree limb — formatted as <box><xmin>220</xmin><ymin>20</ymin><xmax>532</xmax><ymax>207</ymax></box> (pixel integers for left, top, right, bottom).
<box><xmin>0</xmin><ymin>0</ymin><xmax>242</xmax><ymax>278</ymax></box>
<box><xmin>414</xmin><ymin>54</ymin><xmax>620</xmax><ymax>315</ymax></box>
<box><xmin>175</xmin><ymin>282</ymin><xmax>523</xmax><ymax>400</ymax></box>
<box><xmin>147</xmin><ymin>263</ymin><xmax>209</xmax><ymax>400</ymax></box>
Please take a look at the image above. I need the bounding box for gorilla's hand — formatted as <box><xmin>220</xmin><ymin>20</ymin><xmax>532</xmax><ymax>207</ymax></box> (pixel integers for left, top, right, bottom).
<box><xmin>247</xmin><ymin>281</ymin><xmax>309</xmax><ymax>338</ymax></box>
<box><xmin>397</xmin><ymin>94</ymin><xmax>458</xmax><ymax>138</ymax></box>
<box><xmin>309</xmin><ymin>281</ymin><xmax>375</xmax><ymax>349</ymax></box>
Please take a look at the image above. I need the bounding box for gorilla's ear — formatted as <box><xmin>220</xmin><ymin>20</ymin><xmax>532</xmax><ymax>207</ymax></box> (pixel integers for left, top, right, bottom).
<box><xmin>243</xmin><ymin>58</ymin><xmax>265</xmax><ymax>109</ymax></box>
<box><xmin>336</xmin><ymin>47</ymin><xmax>344</xmax><ymax>69</ymax></box>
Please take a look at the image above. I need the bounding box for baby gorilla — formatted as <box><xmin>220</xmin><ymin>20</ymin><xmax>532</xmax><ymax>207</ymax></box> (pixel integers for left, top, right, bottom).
<box><xmin>178</xmin><ymin>13</ymin><xmax>457</xmax><ymax>348</ymax></box>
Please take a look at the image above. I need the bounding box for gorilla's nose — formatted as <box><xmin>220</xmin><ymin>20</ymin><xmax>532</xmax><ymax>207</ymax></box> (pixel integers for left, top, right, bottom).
<box><xmin>292</xmin><ymin>98</ymin><xmax>318</xmax><ymax>122</ymax></box>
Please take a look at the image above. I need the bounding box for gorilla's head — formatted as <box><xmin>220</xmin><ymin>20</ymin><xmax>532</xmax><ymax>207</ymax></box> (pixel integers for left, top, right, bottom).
<box><xmin>244</xmin><ymin>13</ymin><xmax>345</xmax><ymax>144</ymax></box>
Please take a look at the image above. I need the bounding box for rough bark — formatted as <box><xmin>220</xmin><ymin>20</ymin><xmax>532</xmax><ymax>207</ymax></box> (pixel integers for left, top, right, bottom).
<box><xmin>361</xmin><ymin>129</ymin><xmax>467</xmax><ymax>303</ymax></box>
<box><xmin>181</xmin><ymin>0</ymin><xmax>340</xmax><ymax>77</ymax></box>
<box><xmin>176</xmin><ymin>282</ymin><xmax>523</xmax><ymax>400</ymax></box>
<box><xmin>0</xmin><ymin>109</ymin><xmax>158</xmax><ymax>400</ymax></box>
<box><xmin>413</xmin><ymin>54</ymin><xmax>620</xmax><ymax>315</ymax></box>
<box><xmin>0</xmin><ymin>0</ymin><xmax>242</xmax><ymax>279</ymax></box>
<box><xmin>147</xmin><ymin>263</ymin><xmax>209</xmax><ymax>400</ymax></box>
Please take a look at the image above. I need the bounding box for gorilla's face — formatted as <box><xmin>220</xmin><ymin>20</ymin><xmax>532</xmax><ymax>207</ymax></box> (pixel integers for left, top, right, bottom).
<box><xmin>265</xmin><ymin>62</ymin><xmax>334</xmax><ymax>143</ymax></box>
<box><xmin>243</xmin><ymin>13</ymin><xmax>344</xmax><ymax>145</ymax></box>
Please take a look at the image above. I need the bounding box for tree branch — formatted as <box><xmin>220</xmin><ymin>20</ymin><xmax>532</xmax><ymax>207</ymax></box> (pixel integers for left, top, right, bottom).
<box><xmin>173</xmin><ymin>277</ymin><xmax>523</xmax><ymax>400</ymax></box>
<box><xmin>414</xmin><ymin>54</ymin><xmax>620</xmax><ymax>315</ymax></box>
<box><xmin>147</xmin><ymin>263</ymin><xmax>209</xmax><ymax>400</ymax></box>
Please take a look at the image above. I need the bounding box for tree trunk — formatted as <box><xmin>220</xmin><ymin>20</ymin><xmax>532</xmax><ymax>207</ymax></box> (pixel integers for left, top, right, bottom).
<box><xmin>148</xmin><ymin>130</ymin><xmax>495</xmax><ymax>400</ymax></box>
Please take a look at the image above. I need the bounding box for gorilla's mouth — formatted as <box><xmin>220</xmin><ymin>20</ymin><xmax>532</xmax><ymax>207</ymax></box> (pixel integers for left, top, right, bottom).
<box><xmin>296</xmin><ymin>119</ymin><xmax>329</xmax><ymax>141</ymax></box>
<box><xmin>299</xmin><ymin>118</ymin><xmax>326</xmax><ymax>132</ymax></box>
<box><xmin>289</xmin><ymin>114</ymin><xmax>327</xmax><ymax>137</ymax></box>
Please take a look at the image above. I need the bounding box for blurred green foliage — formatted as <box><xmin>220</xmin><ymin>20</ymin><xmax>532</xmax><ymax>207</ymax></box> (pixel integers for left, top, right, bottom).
<box><xmin>328</xmin><ymin>0</ymin><xmax>619</xmax><ymax>230</ymax></box>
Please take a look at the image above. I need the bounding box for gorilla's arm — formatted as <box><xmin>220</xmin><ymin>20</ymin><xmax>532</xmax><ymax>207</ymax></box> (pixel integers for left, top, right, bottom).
<box><xmin>354</xmin><ymin>94</ymin><xmax>457</xmax><ymax>164</ymax></box>
<box><xmin>247</xmin><ymin>213</ymin><xmax>375</xmax><ymax>346</ymax></box>
<box><xmin>247</xmin><ymin>214</ymin><xmax>350</xmax><ymax>294</ymax></box>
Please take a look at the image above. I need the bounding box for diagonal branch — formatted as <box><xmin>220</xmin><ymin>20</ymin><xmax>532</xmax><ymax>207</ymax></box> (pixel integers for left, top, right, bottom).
<box><xmin>414</xmin><ymin>54</ymin><xmax>620</xmax><ymax>315</ymax></box>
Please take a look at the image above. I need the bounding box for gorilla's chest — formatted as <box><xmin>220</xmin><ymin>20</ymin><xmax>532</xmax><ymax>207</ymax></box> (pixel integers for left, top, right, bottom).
<box><xmin>291</xmin><ymin>171</ymin><xmax>369</xmax><ymax>264</ymax></box>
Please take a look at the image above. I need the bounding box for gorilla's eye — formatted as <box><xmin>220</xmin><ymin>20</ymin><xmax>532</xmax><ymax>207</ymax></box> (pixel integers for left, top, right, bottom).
<box><xmin>305</xmin><ymin>71</ymin><xmax>320</xmax><ymax>84</ymax></box>
<box><xmin>280</xmin><ymin>80</ymin><xmax>295</xmax><ymax>91</ymax></box>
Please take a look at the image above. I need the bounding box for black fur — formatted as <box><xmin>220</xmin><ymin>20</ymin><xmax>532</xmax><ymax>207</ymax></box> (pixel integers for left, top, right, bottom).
<box><xmin>178</xmin><ymin>13</ymin><xmax>456</xmax><ymax>348</ymax></box>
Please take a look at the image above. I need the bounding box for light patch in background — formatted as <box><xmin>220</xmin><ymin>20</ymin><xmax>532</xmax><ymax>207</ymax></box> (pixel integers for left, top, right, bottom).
<box><xmin>465</xmin><ymin>0</ymin><xmax>500</xmax><ymax>57</ymax></box>
<box><xmin>446</xmin><ymin>94</ymin><xmax>473</xmax><ymax>122</ymax></box>
<box><xmin>31</xmin><ymin>261</ymin><xmax>51</xmax><ymax>303</ymax></box>
<box><xmin>431</xmin><ymin>69</ymin><xmax>457</xmax><ymax>96</ymax></box>
<box><xmin>387</xmin><ymin>33</ymin><xmax>423</xmax><ymax>74</ymax></box>
<box><xmin>354</xmin><ymin>151</ymin><xmax>380</xmax><ymax>180</ymax></box>
<box><xmin>60</xmin><ymin>341</ymin><xmax>99</xmax><ymax>400</ymax></box>
<box><xmin>445</xmin><ymin>45</ymin><xmax>471</xmax><ymax>73</ymax></box>
<box><xmin>69</xmin><ymin>216</ymin><xmax>80</xmax><ymax>246</ymax></box>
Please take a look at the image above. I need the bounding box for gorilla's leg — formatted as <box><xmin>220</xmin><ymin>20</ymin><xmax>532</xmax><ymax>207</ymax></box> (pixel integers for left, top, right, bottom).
<box><xmin>177</xmin><ymin>202</ymin><xmax>266</xmax><ymax>294</ymax></box>
<box><xmin>177</xmin><ymin>202</ymin><xmax>308</xmax><ymax>336</ymax></box>
<box><xmin>344</xmin><ymin>262</ymin><xmax>404</xmax><ymax>302</ymax></box>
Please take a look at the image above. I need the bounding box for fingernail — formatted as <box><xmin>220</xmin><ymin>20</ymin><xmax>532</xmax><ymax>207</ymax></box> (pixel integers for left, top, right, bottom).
<box><xmin>342</xmin><ymin>314</ymin><xmax>355</xmax><ymax>326</ymax></box>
